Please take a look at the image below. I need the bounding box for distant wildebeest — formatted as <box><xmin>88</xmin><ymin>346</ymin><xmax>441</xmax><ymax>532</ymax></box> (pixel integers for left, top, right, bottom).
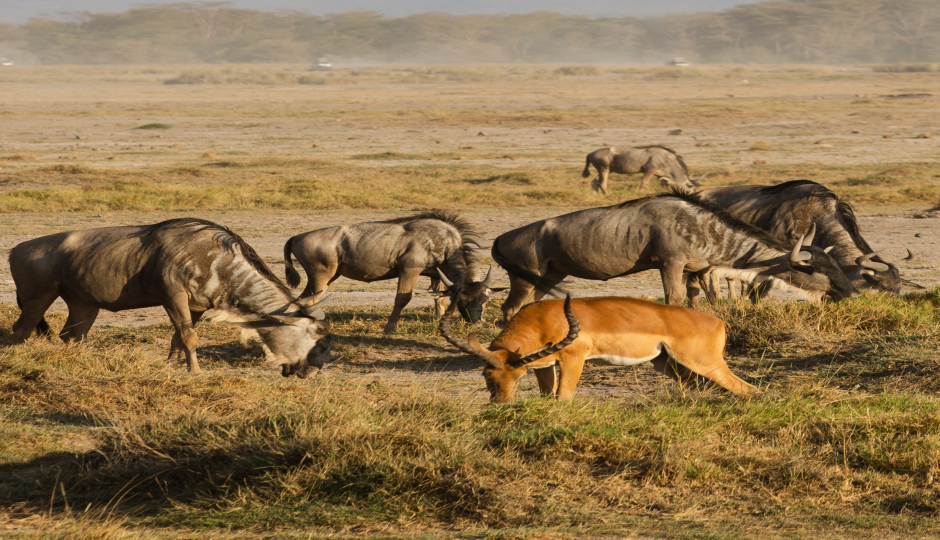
<box><xmin>581</xmin><ymin>145</ymin><xmax>704</xmax><ymax>194</ymax></box>
<box><xmin>283</xmin><ymin>211</ymin><xmax>501</xmax><ymax>333</ymax></box>
<box><xmin>694</xmin><ymin>180</ymin><xmax>920</xmax><ymax>301</ymax></box>
<box><xmin>490</xmin><ymin>190</ymin><xmax>858</xmax><ymax>322</ymax></box>
<box><xmin>440</xmin><ymin>292</ymin><xmax>755</xmax><ymax>403</ymax></box>
<box><xmin>9</xmin><ymin>218</ymin><xmax>332</xmax><ymax>378</ymax></box>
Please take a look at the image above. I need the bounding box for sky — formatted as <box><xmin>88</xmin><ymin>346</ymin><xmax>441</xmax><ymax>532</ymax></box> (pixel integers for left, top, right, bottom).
<box><xmin>0</xmin><ymin>0</ymin><xmax>766</xmax><ymax>24</ymax></box>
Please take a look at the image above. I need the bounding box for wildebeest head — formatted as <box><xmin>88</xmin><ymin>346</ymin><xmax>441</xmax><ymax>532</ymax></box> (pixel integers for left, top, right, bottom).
<box><xmin>436</xmin><ymin>266</ymin><xmax>505</xmax><ymax>322</ymax></box>
<box><xmin>849</xmin><ymin>250</ymin><xmax>921</xmax><ymax>294</ymax></box>
<box><xmin>781</xmin><ymin>227</ymin><xmax>859</xmax><ymax>300</ymax></box>
<box><xmin>239</xmin><ymin>303</ymin><xmax>333</xmax><ymax>379</ymax></box>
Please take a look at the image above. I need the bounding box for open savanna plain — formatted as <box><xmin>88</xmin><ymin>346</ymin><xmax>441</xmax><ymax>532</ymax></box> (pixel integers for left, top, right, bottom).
<box><xmin>2</xmin><ymin>64</ymin><xmax>940</xmax><ymax>539</ymax></box>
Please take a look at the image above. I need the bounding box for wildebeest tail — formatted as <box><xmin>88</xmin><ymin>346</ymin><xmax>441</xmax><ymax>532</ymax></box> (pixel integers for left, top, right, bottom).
<box><xmin>581</xmin><ymin>154</ymin><xmax>592</xmax><ymax>178</ymax></box>
<box><xmin>490</xmin><ymin>237</ymin><xmax>567</xmax><ymax>297</ymax></box>
<box><xmin>16</xmin><ymin>291</ymin><xmax>51</xmax><ymax>337</ymax></box>
<box><xmin>283</xmin><ymin>236</ymin><xmax>303</xmax><ymax>289</ymax></box>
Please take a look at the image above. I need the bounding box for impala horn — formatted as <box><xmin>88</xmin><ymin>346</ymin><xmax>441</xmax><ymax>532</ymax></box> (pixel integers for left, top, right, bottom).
<box><xmin>856</xmin><ymin>251</ymin><xmax>890</xmax><ymax>272</ymax></box>
<box><xmin>439</xmin><ymin>287</ymin><xmax>501</xmax><ymax>369</ymax></box>
<box><xmin>789</xmin><ymin>233</ymin><xmax>812</xmax><ymax>265</ymax></box>
<box><xmin>436</xmin><ymin>267</ymin><xmax>455</xmax><ymax>288</ymax></box>
<box><xmin>510</xmin><ymin>295</ymin><xmax>580</xmax><ymax>368</ymax></box>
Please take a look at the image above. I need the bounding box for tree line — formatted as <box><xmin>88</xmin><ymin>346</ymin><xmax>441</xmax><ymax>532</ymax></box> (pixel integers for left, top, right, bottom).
<box><xmin>0</xmin><ymin>0</ymin><xmax>937</xmax><ymax>65</ymax></box>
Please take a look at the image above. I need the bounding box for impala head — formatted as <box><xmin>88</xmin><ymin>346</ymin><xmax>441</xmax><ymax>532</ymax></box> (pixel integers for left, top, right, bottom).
<box><xmin>436</xmin><ymin>266</ymin><xmax>505</xmax><ymax>322</ymax></box>
<box><xmin>439</xmin><ymin>291</ymin><xmax>580</xmax><ymax>403</ymax></box>
<box><xmin>850</xmin><ymin>249</ymin><xmax>922</xmax><ymax>294</ymax></box>
<box><xmin>783</xmin><ymin>225</ymin><xmax>859</xmax><ymax>300</ymax></box>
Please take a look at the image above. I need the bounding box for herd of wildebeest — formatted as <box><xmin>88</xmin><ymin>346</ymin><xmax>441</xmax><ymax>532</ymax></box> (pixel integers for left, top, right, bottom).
<box><xmin>7</xmin><ymin>145</ymin><xmax>922</xmax><ymax>402</ymax></box>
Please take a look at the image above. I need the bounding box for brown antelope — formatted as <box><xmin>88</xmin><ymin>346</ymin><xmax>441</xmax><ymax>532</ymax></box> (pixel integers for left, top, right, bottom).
<box><xmin>440</xmin><ymin>293</ymin><xmax>755</xmax><ymax>403</ymax></box>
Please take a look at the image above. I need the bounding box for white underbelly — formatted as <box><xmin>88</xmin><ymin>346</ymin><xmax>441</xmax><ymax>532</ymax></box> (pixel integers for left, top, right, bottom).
<box><xmin>587</xmin><ymin>344</ymin><xmax>662</xmax><ymax>367</ymax></box>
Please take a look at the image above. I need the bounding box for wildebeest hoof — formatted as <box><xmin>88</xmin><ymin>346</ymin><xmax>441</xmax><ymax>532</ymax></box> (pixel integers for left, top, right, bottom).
<box><xmin>383</xmin><ymin>326</ymin><xmax>397</xmax><ymax>334</ymax></box>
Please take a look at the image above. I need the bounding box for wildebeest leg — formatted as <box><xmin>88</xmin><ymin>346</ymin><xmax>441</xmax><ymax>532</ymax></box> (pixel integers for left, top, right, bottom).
<box><xmin>749</xmin><ymin>281</ymin><xmax>772</xmax><ymax>304</ymax></box>
<box><xmin>660</xmin><ymin>263</ymin><xmax>687</xmax><ymax>306</ymax></box>
<box><xmin>531</xmin><ymin>268</ymin><xmax>566</xmax><ymax>303</ymax></box>
<box><xmin>430</xmin><ymin>278</ymin><xmax>450</xmax><ymax>319</ymax></box>
<box><xmin>170</xmin><ymin>310</ymin><xmax>205</xmax><ymax>363</ymax></box>
<box><xmin>163</xmin><ymin>294</ymin><xmax>202</xmax><ymax>374</ymax></box>
<box><xmin>302</xmin><ymin>267</ymin><xmax>338</xmax><ymax>304</ymax></box>
<box><xmin>685</xmin><ymin>272</ymin><xmax>703</xmax><ymax>310</ymax></box>
<box><xmin>501</xmin><ymin>272</ymin><xmax>538</xmax><ymax>323</ymax></box>
<box><xmin>384</xmin><ymin>269</ymin><xmax>421</xmax><ymax>334</ymax></box>
<box><xmin>705</xmin><ymin>272</ymin><xmax>722</xmax><ymax>303</ymax></box>
<box><xmin>592</xmin><ymin>167</ymin><xmax>609</xmax><ymax>195</ymax></box>
<box><xmin>12</xmin><ymin>290</ymin><xmax>59</xmax><ymax>344</ymax></box>
<box><xmin>533</xmin><ymin>365</ymin><xmax>558</xmax><ymax>395</ymax></box>
<box><xmin>727</xmin><ymin>278</ymin><xmax>741</xmax><ymax>299</ymax></box>
<box><xmin>639</xmin><ymin>170</ymin><xmax>656</xmax><ymax>190</ymax></box>
<box><xmin>58</xmin><ymin>297</ymin><xmax>100</xmax><ymax>343</ymax></box>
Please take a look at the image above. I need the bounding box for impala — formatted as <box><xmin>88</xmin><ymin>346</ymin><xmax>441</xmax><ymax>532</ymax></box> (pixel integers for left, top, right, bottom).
<box><xmin>440</xmin><ymin>291</ymin><xmax>755</xmax><ymax>403</ymax></box>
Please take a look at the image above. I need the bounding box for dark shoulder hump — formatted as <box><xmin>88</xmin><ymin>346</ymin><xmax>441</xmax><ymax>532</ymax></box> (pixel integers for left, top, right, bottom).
<box><xmin>758</xmin><ymin>179</ymin><xmax>825</xmax><ymax>196</ymax></box>
<box><xmin>664</xmin><ymin>187</ymin><xmax>791</xmax><ymax>251</ymax></box>
<box><xmin>384</xmin><ymin>210</ymin><xmax>481</xmax><ymax>246</ymax></box>
<box><xmin>143</xmin><ymin>218</ymin><xmax>294</xmax><ymax>296</ymax></box>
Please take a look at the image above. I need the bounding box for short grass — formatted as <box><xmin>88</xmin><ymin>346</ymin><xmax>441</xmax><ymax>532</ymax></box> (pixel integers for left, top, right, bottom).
<box><xmin>2</xmin><ymin>291</ymin><xmax>940</xmax><ymax>538</ymax></box>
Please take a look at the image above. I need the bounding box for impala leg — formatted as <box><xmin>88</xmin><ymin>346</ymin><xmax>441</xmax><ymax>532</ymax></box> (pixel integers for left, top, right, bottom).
<box><xmin>12</xmin><ymin>291</ymin><xmax>59</xmax><ymax>344</ymax></box>
<box><xmin>164</xmin><ymin>294</ymin><xmax>202</xmax><ymax>374</ymax></box>
<box><xmin>555</xmin><ymin>346</ymin><xmax>590</xmax><ymax>400</ymax></box>
<box><xmin>660</xmin><ymin>263</ymin><xmax>687</xmax><ymax>306</ymax></box>
<box><xmin>384</xmin><ymin>269</ymin><xmax>421</xmax><ymax>333</ymax></box>
<box><xmin>533</xmin><ymin>365</ymin><xmax>558</xmax><ymax>395</ymax></box>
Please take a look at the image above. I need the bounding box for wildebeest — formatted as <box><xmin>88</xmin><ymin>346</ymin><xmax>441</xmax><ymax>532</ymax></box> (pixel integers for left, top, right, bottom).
<box><xmin>696</xmin><ymin>180</ymin><xmax>920</xmax><ymax>300</ymax></box>
<box><xmin>440</xmin><ymin>291</ymin><xmax>754</xmax><ymax>403</ymax></box>
<box><xmin>9</xmin><ymin>218</ymin><xmax>331</xmax><ymax>378</ymax></box>
<box><xmin>491</xmin><ymin>190</ymin><xmax>858</xmax><ymax>322</ymax></box>
<box><xmin>581</xmin><ymin>145</ymin><xmax>704</xmax><ymax>194</ymax></box>
<box><xmin>283</xmin><ymin>210</ymin><xmax>499</xmax><ymax>333</ymax></box>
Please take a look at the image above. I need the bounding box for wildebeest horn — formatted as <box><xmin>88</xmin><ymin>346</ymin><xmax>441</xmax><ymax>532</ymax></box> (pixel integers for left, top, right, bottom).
<box><xmin>436</xmin><ymin>267</ymin><xmax>455</xmax><ymax>288</ymax></box>
<box><xmin>789</xmin><ymin>234</ymin><xmax>812</xmax><ymax>265</ymax></box>
<box><xmin>301</xmin><ymin>305</ymin><xmax>326</xmax><ymax>320</ymax></box>
<box><xmin>802</xmin><ymin>223</ymin><xmax>816</xmax><ymax>246</ymax></box>
<box><xmin>299</xmin><ymin>292</ymin><xmax>332</xmax><ymax>307</ymax></box>
<box><xmin>691</xmin><ymin>174</ymin><xmax>707</xmax><ymax>186</ymax></box>
<box><xmin>439</xmin><ymin>287</ymin><xmax>500</xmax><ymax>369</ymax></box>
<box><xmin>902</xmin><ymin>249</ymin><xmax>915</xmax><ymax>262</ymax></box>
<box><xmin>856</xmin><ymin>251</ymin><xmax>890</xmax><ymax>272</ymax></box>
<box><xmin>481</xmin><ymin>265</ymin><xmax>493</xmax><ymax>287</ymax></box>
<box><xmin>511</xmin><ymin>295</ymin><xmax>580</xmax><ymax>368</ymax></box>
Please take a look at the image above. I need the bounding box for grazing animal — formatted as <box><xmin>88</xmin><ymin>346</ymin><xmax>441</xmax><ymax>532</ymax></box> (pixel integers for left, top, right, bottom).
<box><xmin>283</xmin><ymin>211</ymin><xmax>500</xmax><ymax>333</ymax></box>
<box><xmin>581</xmin><ymin>145</ymin><xmax>704</xmax><ymax>194</ymax></box>
<box><xmin>491</xmin><ymin>190</ymin><xmax>858</xmax><ymax>322</ymax></box>
<box><xmin>9</xmin><ymin>218</ymin><xmax>331</xmax><ymax>378</ymax></box>
<box><xmin>440</xmin><ymin>293</ymin><xmax>755</xmax><ymax>403</ymax></box>
<box><xmin>696</xmin><ymin>180</ymin><xmax>920</xmax><ymax>300</ymax></box>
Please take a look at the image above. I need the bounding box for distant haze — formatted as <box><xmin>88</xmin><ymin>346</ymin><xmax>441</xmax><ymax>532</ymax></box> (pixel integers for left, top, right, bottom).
<box><xmin>0</xmin><ymin>0</ymin><xmax>764</xmax><ymax>24</ymax></box>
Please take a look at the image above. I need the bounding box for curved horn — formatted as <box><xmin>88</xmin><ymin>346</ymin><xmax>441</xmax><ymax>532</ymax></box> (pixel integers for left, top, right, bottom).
<box><xmin>855</xmin><ymin>251</ymin><xmax>890</xmax><ymax>272</ymax></box>
<box><xmin>301</xmin><ymin>305</ymin><xmax>326</xmax><ymax>320</ymax></box>
<box><xmin>510</xmin><ymin>295</ymin><xmax>580</xmax><ymax>368</ymax></box>
<box><xmin>439</xmin><ymin>288</ymin><xmax>501</xmax><ymax>369</ymax></box>
<box><xmin>299</xmin><ymin>292</ymin><xmax>332</xmax><ymax>307</ymax></box>
<box><xmin>902</xmin><ymin>249</ymin><xmax>915</xmax><ymax>262</ymax></box>
<box><xmin>436</xmin><ymin>267</ymin><xmax>455</xmax><ymax>288</ymax></box>
<box><xmin>789</xmin><ymin>234</ymin><xmax>812</xmax><ymax>265</ymax></box>
<box><xmin>480</xmin><ymin>265</ymin><xmax>493</xmax><ymax>287</ymax></box>
<box><xmin>802</xmin><ymin>223</ymin><xmax>816</xmax><ymax>246</ymax></box>
<box><xmin>691</xmin><ymin>173</ymin><xmax>707</xmax><ymax>186</ymax></box>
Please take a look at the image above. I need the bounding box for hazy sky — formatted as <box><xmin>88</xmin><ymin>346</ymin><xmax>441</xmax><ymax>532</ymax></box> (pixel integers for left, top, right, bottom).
<box><xmin>1</xmin><ymin>0</ymin><xmax>765</xmax><ymax>24</ymax></box>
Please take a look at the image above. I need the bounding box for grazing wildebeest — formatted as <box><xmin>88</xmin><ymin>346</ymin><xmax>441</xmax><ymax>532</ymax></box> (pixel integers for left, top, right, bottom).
<box><xmin>491</xmin><ymin>190</ymin><xmax>858</xmax><ymax>322</ymax></box>
<box><xmin>9</xmin><ymin>218</ymin><xmax>332</xmax><ymax>378</ymax></box>
<box><xmin>581</xmin><ymin>145</ymin><xmax>704</xmax><ymax>194</ymax></box>
<box><xmin>440</xmin><ymin>292</ymin><xmax>754</xmax><ymax>403</ymax></box>
<box><xmin>695</xmin><ymin>180</ymin><xmax>921</xmax><ymax>301</ymax></box>
<box><xmin>283</xmin><ymin>210</ymin><xmax>499</xmax><ymax>333</ymax></box>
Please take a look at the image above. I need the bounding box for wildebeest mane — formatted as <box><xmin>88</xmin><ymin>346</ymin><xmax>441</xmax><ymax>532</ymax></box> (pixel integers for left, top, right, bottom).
<box><xmin>759</xmin><ymin>180</ymin><xmax>875</xmax><ymax>255</ymax></box>
<box><xmin>385</xmin><ymin>210</ymin><xmax>481</xmax><ymax>270</ymax></box>
<box><xmin>139</xmin><ymin>218</ymin><xmax>295</xmax><ymax>298</ymax></box>
<box><xmin>663</xmin><ymin>188</ymin><xmax>793</xmax><ymax>252</ymax></box>
<box><xmin>635</xmin><ymin>144</ymin><xmax>688</xmax><ymax>174</ymax></box>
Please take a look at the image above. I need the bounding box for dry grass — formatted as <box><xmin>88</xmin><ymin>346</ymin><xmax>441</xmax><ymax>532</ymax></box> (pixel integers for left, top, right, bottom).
<box><xmin>2</xmin><ymin>293</ymin><xmax>940</xmax><ymax>538</ymax></box>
